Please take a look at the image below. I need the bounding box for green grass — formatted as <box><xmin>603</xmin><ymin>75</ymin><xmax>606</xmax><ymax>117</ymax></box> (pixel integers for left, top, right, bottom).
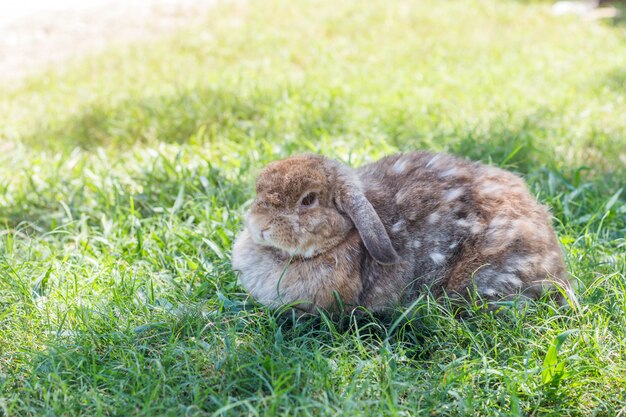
<box><xmin>1</xmin><ymin>0</ymin><xmax>625</xmax><ymax>415</ymax></box>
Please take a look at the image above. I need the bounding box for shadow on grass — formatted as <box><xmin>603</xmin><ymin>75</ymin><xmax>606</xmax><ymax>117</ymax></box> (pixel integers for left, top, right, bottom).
<box><xmin>23</xmin><ymin>85</ymin><xmax>268</xmax><ymax>150</ymax></box>
<box><xmin>18</xmin><ymin>70</ymin><xmax>625</xmax><ymax>177</ymax></box>
<box><xmin>21</xmin><ymin>83</ymin><xmax>350</xmax><ymax>152</ymax></box>
<box><xmin>18</xmin><ymin>74</ymin><xmax>574</xmax><ymax>178</ymax></box>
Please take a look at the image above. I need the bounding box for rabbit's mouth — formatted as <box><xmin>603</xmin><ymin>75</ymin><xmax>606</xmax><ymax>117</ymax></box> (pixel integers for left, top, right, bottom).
<box><xmin>257</xmin><ymin>231</ymin><xmax>341</xmax><ymax>261</ymax></box>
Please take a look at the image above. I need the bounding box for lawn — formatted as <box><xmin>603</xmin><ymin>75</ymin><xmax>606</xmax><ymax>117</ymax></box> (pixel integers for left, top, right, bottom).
<box><xmin>1</xmin><ymin>0</ymin><xmax>625</xmax><ymax>415</ymax></box>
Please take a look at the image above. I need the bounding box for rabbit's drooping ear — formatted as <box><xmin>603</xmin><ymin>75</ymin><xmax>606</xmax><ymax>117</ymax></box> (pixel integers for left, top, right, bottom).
<box><xmin>337</xmin><ymin>188</ymin><xmax>399</xmax><ymax>265</ymax></box>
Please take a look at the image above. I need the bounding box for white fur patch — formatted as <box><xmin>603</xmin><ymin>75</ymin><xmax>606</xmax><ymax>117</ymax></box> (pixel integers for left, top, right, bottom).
<box><xmin>481</xmin><ymin>287</ymin><xmax>497</xmax><ymax>297</ymax></box>
<box><xmin>426</xmin><ymin>154</ymin><xmax>443</xmax><ymax>168</ymax></box>
<box><xmin>488</xmin><ymin>215</ymin><xmax>509</xmax><ymax>229</ymax></box>
<box><xmin>412</xmin><ymin>239</ymin><xmax>422</xmax><ymax>249</ymax></box>
<box><xmin>391</xmin><ymin>158</ymin><xmax>409</xmax><ymax>174</ymax></box>
<box><xmin>476</xmin><ymin>268</ymin><xmax>522</xmax><ymax>292</ymax></box>
<box><xmin>391</xmin><ymin>220</ymin><xmax>405</xmax><ymax>233</ymax></box>
<box><xmin>455</xmin><ymin>218</ymin><xmax>472</xmax><ymax>228</ymax></box>
<box><xmin>427</xmin><ymin>212</ymin><xmax>440</xmax><ymax>224</ymax></box>
<box><xmin>499</xmin><ymin>273</ymin><xmax>522</xmax><ymax>287</ymax></box>
<box><xmin>439</xmin><ymin>167</ymin><xmax>461</xmax><ymax>178</ymax></box>
<box><xmin>232</xmin><ymin>230</ymin><xmax>287</xmax><ymax>307</ymax></box>
<box><xmin>470</xmin><ymin>223</ymin><xmax>483</xmax><ymax>234</ymax></box>
<box><xmin>504</xmin><ymin>255</ymin><xmax>534</xmax><ymax>273</ymax></box>
<box><xmin>444</xmin><ymin>188</ymin><xmax>464</xmax><ymax>202</ymax></box>
<box><xmin>455</xmin><ymin>218</ymin><xmax>483</xmax><ymax>233</ymax></box>
<box><xmin>395</xmin><ymin>189</ymin><xmax>411</xmax><ymax>205</ymax></box>
<box><xmin>429</xmin><ymin>252</ymin><xmax>445</xmax><ymax>264</ymax></box>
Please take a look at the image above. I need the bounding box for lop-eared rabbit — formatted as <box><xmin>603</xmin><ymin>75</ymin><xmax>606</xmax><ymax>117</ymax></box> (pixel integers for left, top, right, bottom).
<box><xmin>232</xmin><ymin>152</ymin><xmax>574</xmax><ymax>314</ymax></box>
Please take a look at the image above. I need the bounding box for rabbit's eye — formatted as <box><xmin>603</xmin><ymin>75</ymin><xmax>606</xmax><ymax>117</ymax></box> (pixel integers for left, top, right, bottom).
<box><xmin>300</xmin><ymin>192</ymin><xmax>318</xmax><ymax>207</ymax></box>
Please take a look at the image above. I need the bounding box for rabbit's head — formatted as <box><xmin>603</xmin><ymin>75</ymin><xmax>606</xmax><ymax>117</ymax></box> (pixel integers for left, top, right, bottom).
<box><xmin>246</xmin><ymin>154</ymin><xmax>399</xmax><ymax>264</ymax></box>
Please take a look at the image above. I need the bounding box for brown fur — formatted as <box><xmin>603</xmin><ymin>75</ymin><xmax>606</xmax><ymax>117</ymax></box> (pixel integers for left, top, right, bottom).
<box><xmin>232</xmin><ymin>152</ymin><xmax>575</xmax><ymax>314</ymax></box>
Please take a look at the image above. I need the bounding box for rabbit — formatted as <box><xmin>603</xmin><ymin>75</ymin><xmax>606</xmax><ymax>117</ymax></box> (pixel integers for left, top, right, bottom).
<box><xmin>231</xmin><ymin>152</ymin><xmax>575</xmax><ymax>314</ymax></box>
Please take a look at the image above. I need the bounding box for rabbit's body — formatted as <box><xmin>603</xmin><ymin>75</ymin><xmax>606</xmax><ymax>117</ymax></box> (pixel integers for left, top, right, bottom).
<box><xmin>232</xmin><ymin>152</ymin><xmax>572</xmax><ymax>314</ymax></box>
